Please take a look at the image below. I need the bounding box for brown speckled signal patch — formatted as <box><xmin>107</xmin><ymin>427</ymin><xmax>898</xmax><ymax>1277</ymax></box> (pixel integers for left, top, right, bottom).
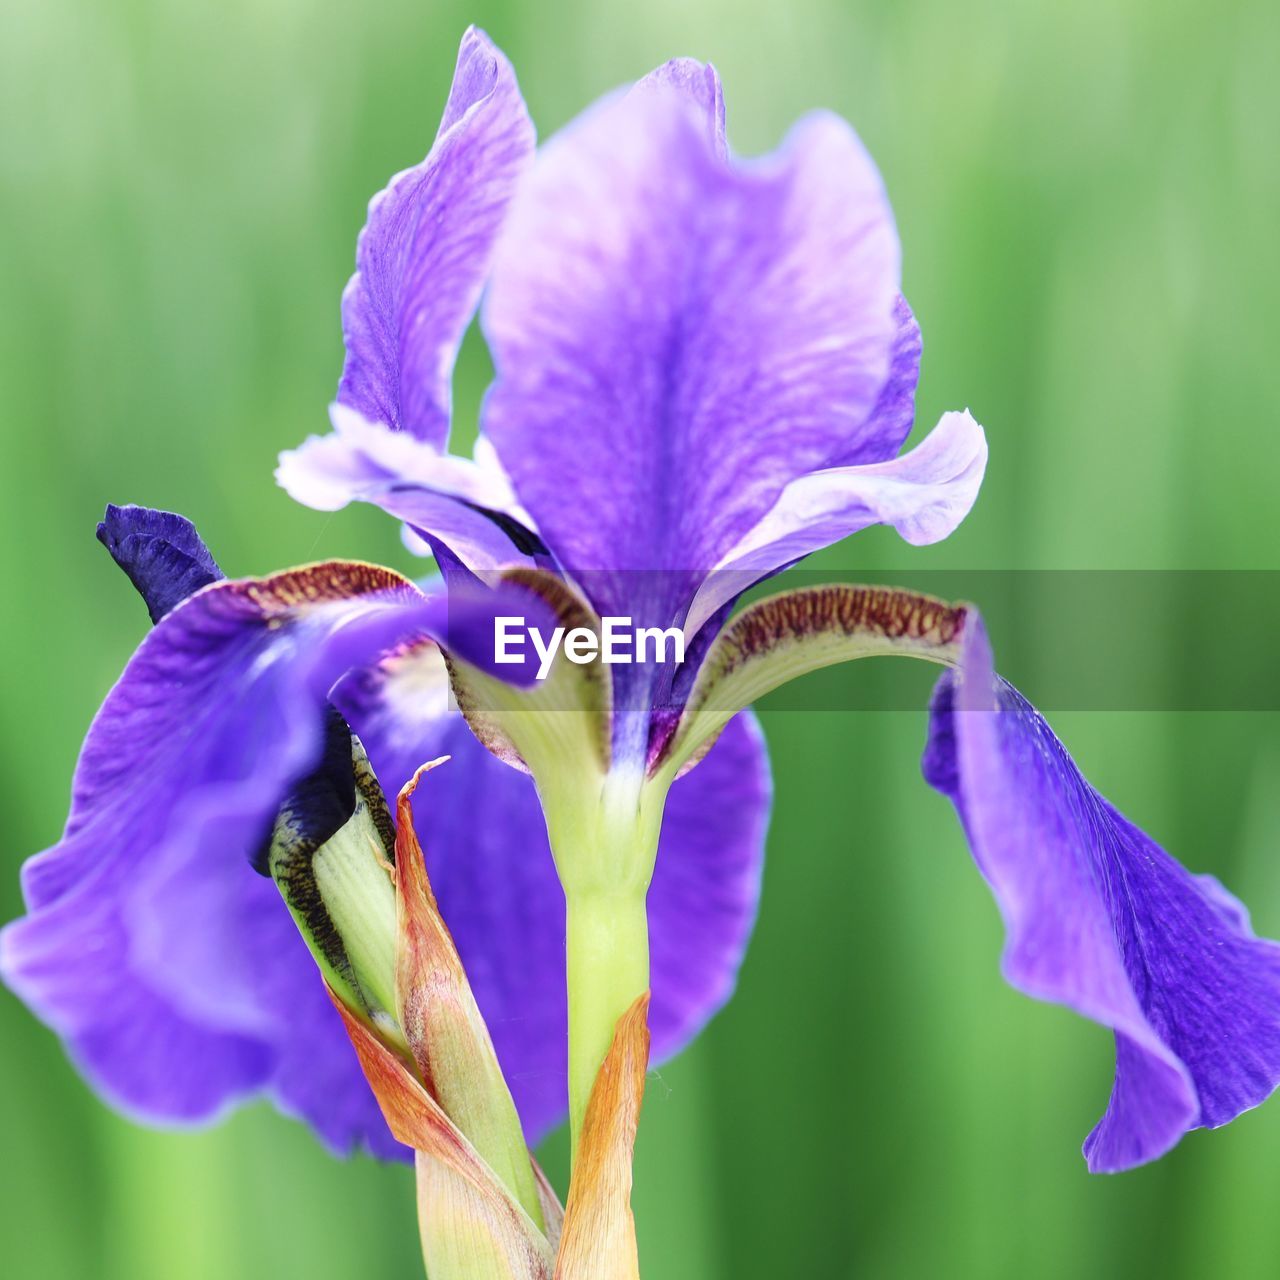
<box><xmin>239</xmin><ymin>560</ymin><xmax>418</xmax><ymax>614</ymax></box>
<box><xmin>659</xmin><ymin>584</ymin><xmax>969</xmax><ymax>777</ymax></box>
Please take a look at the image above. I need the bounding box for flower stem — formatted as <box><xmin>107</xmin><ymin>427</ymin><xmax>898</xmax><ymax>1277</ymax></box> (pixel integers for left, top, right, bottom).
<box><xmin>566</xmin><ymin>884</ymin><xmax>651</xmax><ymax>1160</ymax></box>
<box><xmin>542</xmin><ymin>760</ymin><xmax>667</xmax><ymax>1165</ymax></box>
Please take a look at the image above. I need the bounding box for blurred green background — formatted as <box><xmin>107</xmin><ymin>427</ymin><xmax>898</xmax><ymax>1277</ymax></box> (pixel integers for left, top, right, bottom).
<box><xmin>2</xmin><ymin>0</ymin><xmax>1278</xmax><ymax>1276</ymax></box>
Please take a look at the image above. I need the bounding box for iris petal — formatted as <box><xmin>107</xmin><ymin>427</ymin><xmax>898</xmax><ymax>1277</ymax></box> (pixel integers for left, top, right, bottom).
<box><xmin>683</xmin><ymin>410</ymin><xmax>986</xmax><ymax>640</ymax></box>
<box><xmin>96</xmin><ymin>503</ymin><xmax>223</xmax><ymax>623</ymax></box>
<box><xmin>278</xmin><ymin>27</ymin><xmax>539</xmax><ymax>572</ymax></box>
<box><xmin>278</xmin><ymin>404</ymin><xmax>542</xmax><ymax>574</ymax></box>
<box><xmin>482</xmin><ymin>65</ymin><xmax>904</xmax><ymax>628</ymax></box>
<box><xmin>336</xmin><ymin>26</ymin><xmax>533</xmax><ymax>444</ymax></box>
<box><xmin>924</xmin><ymin>616</ymin><xmax>1280</xmax><ymax>1171</ymax></box>
<box><xmin>829</xmin><ymin>296</ymin><xmax>923</xmax><ymax>467</ymax></box>
<box><xmin>0</xmin><ymin>554</ymin><xmax>486</xmax><ymax>1156</ymax></box>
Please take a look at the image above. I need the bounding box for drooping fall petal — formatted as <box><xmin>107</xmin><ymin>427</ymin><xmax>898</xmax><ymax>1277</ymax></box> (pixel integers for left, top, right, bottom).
<box><xmin>0</xmin><ymin>560</ymin><xmax>451</xmax><ymax>1143</ymax></box>
<box><xmin>924</xmin><ymin>615</ymin><xmax>1280</xmax><ymax>1171</ymax></box>
<box><xmin>1</xmin><ymin>504</ymin><xmax>547</xmax><ymax>1155</ymax></box>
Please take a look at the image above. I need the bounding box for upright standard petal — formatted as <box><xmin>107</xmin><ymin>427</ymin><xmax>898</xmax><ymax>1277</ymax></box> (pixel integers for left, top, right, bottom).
<box><xmin>636</xmin><ymin>59</ymin><xmax>726</xmax><ymax>157</ymax></box>
<box><xmin>828</xmin><ymin>295</ymin><xmax>923</xmax><ymax>467</ymax></box>
<box><xmin>482</xmin><ymin>67</ymin><xmax>904</xmax><ymax>627</ymax></box>
<box><xmin>337</xmin><ymin>27</ymin><xmax>534</xmax><ymax>444</ymax></box>
<box><xmin>923</xmin><ymin>617</ymin><xmax>1280</xmax><ymax>1172</ymax></box>
<box><xmin>0</xmin><ymin>549</ymin><xmax>501</xmax><ymax>1154</ymax></box>
<box><xmin>334</xmin><ymin>641</ymin><xmax>772</xmax><ymax>1141</ymax></box>
<box><xmin>280</xmin><ymin>28</ymin><xmax>538</xmax><ymax>571</ymax></box>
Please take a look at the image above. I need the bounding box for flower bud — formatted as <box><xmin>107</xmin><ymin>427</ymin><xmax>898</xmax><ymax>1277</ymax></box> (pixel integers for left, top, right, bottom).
<box><xmin>262</xmin><ymin>711</ymin><xmax>404</xmax><ymax>1049</ymax></box>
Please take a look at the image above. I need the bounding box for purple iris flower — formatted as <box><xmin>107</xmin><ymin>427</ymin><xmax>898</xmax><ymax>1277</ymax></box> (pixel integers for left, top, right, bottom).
<box><xmin>277</xmin><ymin>28</ymin><xmax>1280</xmax><ymax>1170</ymax></box>
<box><xmin>277</xmin><ymin>30</ymin><xmax>988</xmax><ymax>764</ymax></box>
<box><xmin>4</xmin><ymin>25</ymin><xmax>1278</xmax><ymax>1183</ymax></box>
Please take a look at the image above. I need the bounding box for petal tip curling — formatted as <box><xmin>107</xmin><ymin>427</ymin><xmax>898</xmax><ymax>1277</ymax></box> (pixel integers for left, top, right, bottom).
<box><xmin>635</xmin><ymin>57</ymin><xmax>726</xmax><ymax>157</ymax></box>
<box><xmin>96</xmin><ymin>503</ymin><xmax>223</xmax><ymax>622</ymax></box>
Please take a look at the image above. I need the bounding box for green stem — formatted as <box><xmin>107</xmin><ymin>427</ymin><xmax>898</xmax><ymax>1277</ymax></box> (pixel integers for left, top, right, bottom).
<box><xmin>541</xmin><ymin>763</ymin><xmax>667</xmax><ymax>1165</ymax></box>
<box><xmin>566</xmin><ymin>885</ymin><xmax>651</xmax><ymax>1159</ymax></box>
